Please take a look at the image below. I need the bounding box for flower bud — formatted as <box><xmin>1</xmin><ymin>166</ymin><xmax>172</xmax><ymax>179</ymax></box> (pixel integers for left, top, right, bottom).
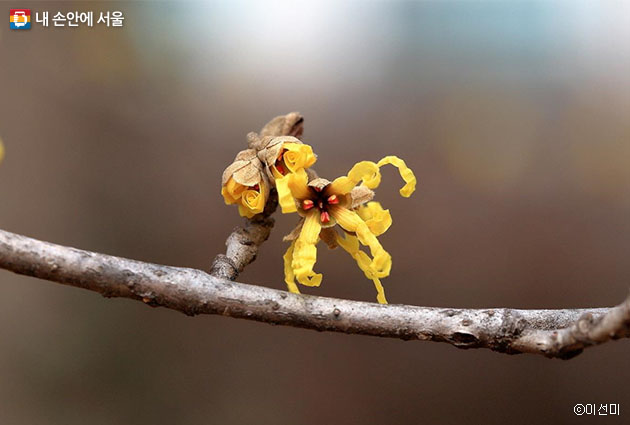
<box><xmin>221</xmin><ymin>149</ymin><xmax>269</xmax><ymax>218</ymax></box>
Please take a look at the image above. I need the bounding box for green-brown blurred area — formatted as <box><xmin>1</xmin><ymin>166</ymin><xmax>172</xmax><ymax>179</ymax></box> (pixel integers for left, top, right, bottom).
<box><xmin>1</xmin><ymin>1</ymin><xmax>629</xmax><ymax>424</ymax></box>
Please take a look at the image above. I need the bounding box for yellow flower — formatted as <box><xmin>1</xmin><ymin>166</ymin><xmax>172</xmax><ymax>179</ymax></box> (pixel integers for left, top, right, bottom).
<box><xmin>281</xmin><ymin>155</ymin><xmax>416</xmax><ymax>303</ymax></box>
<box><xmin>221</xmin><ymin>149</ymin><xmax>269</xmax><ymax>218</ymax></box>
<box><xmin>221</xmin><ymin>177</ymin><xmax>268</xmax><ymax>218</ymax></box>
<box><xmin>254</xmin><ymin>136</ymin><xmax>317</xmax><ymax>213</ymax></box>
<box><xmin>276</xmin><ymin>142</ymin><xmax>316</xmax><ymax>175</ymax></box>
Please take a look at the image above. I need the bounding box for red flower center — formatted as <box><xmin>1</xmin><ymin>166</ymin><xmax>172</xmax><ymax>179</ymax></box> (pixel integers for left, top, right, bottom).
<box><xmin>302</xmin><ymin>189</ymin><xmax>339</xmax><ymax>223</ymax></box>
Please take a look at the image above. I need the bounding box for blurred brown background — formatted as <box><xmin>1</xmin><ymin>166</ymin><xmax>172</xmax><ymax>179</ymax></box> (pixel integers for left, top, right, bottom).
<box><xmin>1</xmin><ymin>1</ymin><xmax>630</xmax><ymax>424</ymax></box>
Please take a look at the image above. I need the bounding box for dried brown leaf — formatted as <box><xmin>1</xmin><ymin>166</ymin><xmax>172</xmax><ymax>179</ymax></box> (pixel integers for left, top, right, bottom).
<box><xmin>260</xmin><ymin>112</ymin><xmax>304</xmax><ymax>139</ymax></box>
<box><xmin>308</xmin><ymin>177</ymin><xmax>331</xmax><ymax>191</ymax></box>
<box><xmin>222</xmin><ymin>149</ymin><xmax>263</xmax><ymax>187</ymax></box>
<box><xmin>350</xmin><ymin>186</ymin><xmax>375</xmax><ymax>208</ymax></box>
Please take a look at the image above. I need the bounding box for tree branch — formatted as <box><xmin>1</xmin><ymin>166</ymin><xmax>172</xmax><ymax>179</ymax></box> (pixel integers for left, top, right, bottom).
<box><xmin>1</xmin><ymin>227</ymin><xmax>628</xmax><ymax>359</ymax></box>
<box><xmin>2</xmin><ymin>112</ymin><xmax>628</xmax><ymax>359</ymax></box>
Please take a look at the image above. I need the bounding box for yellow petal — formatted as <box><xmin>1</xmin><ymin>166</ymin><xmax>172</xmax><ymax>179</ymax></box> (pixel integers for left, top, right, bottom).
<box><xmin>238</xmin><ymin>203</ymin><xmax>257</xmax><ymax>218</ymax></box>
<box><xmin>373</xmin><ymin>279</ymin><xmax>387</xmax><ymax>304</ymax></box>
<box><xmin>356</xmin><ymin>202</ymin><xmax>392</xmax><ymax>236</ymax></box>
<box><xmin>283</xmin><ymin>241</ymin><xmax>300</xmax><ymax>294</ymax></box>
<box><xmin>376</xmin><ymin>156</ymin><xmax>417</xmax><ymax>197</ymax></box>
<box><xmin>331</xmin><ymin>206</ymin><xmax>392</xmax><ymax>278</ymax></box>
<box><xmin>0</xmin><ymin>139</ymin><xmax>4</xmax><ymax>163</ymax></box>
<box><xmin>336</xmin><ymin>233</ymin><xmax>388</xmax><ymax>304</ymax></box>
<box><xmin>237</xmin><ymin>177</ymin><xmax>267</xmax><ymax>218</ymax></box>
<box><xmin>282</xmin><ymin>142</ymin><xmax>317</xmax><ymax>173</ymax></box>
<box><xmin>292</xmin><ymin>211</ymin><xmax>322</xmax><ymax>287</ymax></box>
<box><xmin>355</xmin><ymin>251</ymin><xmax>388</xmax><ymax>304</ymax></box>
<box><xmin>287</xmin><ymin>168</ymin><xmax>311</xmax><ymax>201</ymax></box>
<box><xmin>276</xmin><ymin>175</ymin><xmax>297</xmax><ymax>213</ymax></box>
<box><xmin>221</xmin><ymin>177</ymin><xmax>247</xmax><ymax>204</ymax></box>
<box><xmin>335</xmin><ymin>229</ymin><xmax>359</xmax><ymax>252</ymax></box>
<box><xmin>221</xmin><ymin>186</ymin><xmax>235</xmax><ymax>205</ymax></box>
<box><xmin>241</xmin><ymin>188</ymin><xmax>265</xmax><ymax>214</ymax></box>
<box><xmin>329</xmin><ymin>161</ymin><xmax>381</xmax><ymax>195</ymax></box>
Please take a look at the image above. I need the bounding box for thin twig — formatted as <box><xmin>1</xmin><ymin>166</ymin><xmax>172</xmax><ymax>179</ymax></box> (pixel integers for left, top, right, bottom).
<box><xmin>209</xmin><ymin>190</ymin><xmax>277</xmax><ymax>280</ymax></box>
<box><xmin>0</xmin><ymin>228</ymin><xmax>628</xmax><ymax>359</ymax></box>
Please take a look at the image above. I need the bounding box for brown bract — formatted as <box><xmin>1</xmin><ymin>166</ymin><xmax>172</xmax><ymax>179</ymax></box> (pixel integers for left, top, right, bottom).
<box><xmin>259</xmin><ymin>111</ymin><xmax>304</xmax><ymax>139</ymax></box>
<box><xmin>221</xmin><ymin>148</ymin><xmax>265</xmax><ymax>188</ymax></box>
<box><xmin>349</xmin><ymin>185</ymin><xmax>375</xmax><ymax>208</ymax></box>
<box><xmin>247</xmin><ymin>111</ymin><xmax>304</xmax><ymax>152</ymax></box>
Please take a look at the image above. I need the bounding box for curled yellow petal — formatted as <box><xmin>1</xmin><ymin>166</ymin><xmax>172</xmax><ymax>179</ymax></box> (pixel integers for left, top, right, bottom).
<box><xmin>376</xmin><ymin>156</ymin><xmax>416</xmax><ymax>197</ymax></box>
<box><xmin>292</xmin><ymin>211</ymin><xmax>322</xmax><ymax>287</ymax></box>
<box><xmin>241</xmin><ymin>187</ymin><xmax>265</xmax><ymax>214</ymax></box>
<box><xmin>287</xmin><ymin>168</ymin><xmax>311</xmax><ymax>202</ymax></box>
<box><xmin>356</xmin><ymin>202</ymin><xmax>392</xmax><ymax>236</ymax></box>
<box><xmin>278</xmin><ymin>168</ymin><xmax>311</xmax><ymax>215</ymax></box>
<box><xmin>221</xmin><ymin>187</ymin><xmax>232</xmax><ymax>204</ymax></box>
<box><xmin>276</xmin><ymin>175</ymin><xmax>297</xmax><ymax>213</ymax></box>
<box><xmin>244</xmin><ymin>177</ymin><xmax>268</xmax><ymax>217</ymax></box>
<box><xmin>329</xmin><ymin>161</ymin><xmax>381</xmax><ymax>195</ymax></box>
<box><xmin>221</xmin><ymin>177</ymin><xmax>247</xmax><ymax>205</ymax></box>
<box><xmin>350</xmin><ymin>162</ymin><xmax>381</xmax><ymax>189</ymax></box>
<box><xmin>282</xmin><ymin>142</ymin><xmax>316</xmax><ymax>173</ymax></box>
<box><xmin>283</xmin><ymin>241</ymin><xmax>300</xmax><ymax>294</ymax></box>
<box><xmin>0</xmin><ymin>139</ymin><xmax>4</xmax><ymax>163</ymax></box>
<box><xmin>331</xmin><ymin>206</ymin><xmax>392</xmax><ymax>278</ymax></box>
<box><xmin>336</xmin><ymin>233</ymin><xmax>388</xmax><ymax>304</ymax></box>
<box><xmin>238</xmin><ymin>203</ymin><xmax>257</xmax><ymax>218</ymax></box>
<box><xmin>335</xmin><ymin>229</ymin><xmax>359</xmax><ymax>252</ymax></box>
<box><xmin>355</xmin><ymin>251</ymin><xmax>387</xmax><ymax>304</ymax></box>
